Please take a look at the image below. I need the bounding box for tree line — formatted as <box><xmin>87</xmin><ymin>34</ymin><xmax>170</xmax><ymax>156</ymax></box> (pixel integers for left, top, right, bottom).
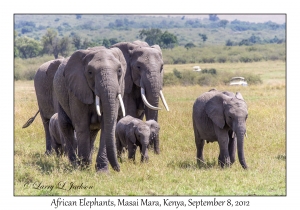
<box><xmin>14</xmin><ymin>28</ymin><xmax>179</xmax><ymax>59</ymax></box>
<box><xmin>15</xmin><ymin>15</ymin><xmax>285</xmax><ymax>35</ymax></box>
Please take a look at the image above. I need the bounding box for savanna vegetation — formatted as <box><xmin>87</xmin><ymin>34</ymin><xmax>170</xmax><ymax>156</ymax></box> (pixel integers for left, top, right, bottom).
<box><xmin>14</xmin><ymin>14</ymin><xmax>286</xmax><ymax>196</ymax></box>
<box><xmin>14</xmin><ymin>61</ymin><xmax>285</xmax><ymax>196</ymax></box>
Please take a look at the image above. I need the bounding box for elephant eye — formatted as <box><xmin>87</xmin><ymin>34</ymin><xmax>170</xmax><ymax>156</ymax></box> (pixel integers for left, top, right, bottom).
<box><xmin>117</xmin><ymin>68</ymin><xmax>122</xmax><ymax>76</ymax></box>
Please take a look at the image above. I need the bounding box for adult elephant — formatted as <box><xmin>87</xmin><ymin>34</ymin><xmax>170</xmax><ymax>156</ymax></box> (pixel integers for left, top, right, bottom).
<box><xmin>22</xmin><ymin>58</ymin><xmax>64</xmax><ymax>154</ymax></box>
<box><xmin>110</xmin><ymin>41</ymin><xmax>169</xmax><ymax>122</ymax></box>
<box><xmin>192</xmin><ymin>89</ymin><xmax>248</xmax><ymax>169</ymax></box>
<box><xmin>53</xmin><ymin>47</ymin><xmax>126</xmax><ymax>172</ymax></box>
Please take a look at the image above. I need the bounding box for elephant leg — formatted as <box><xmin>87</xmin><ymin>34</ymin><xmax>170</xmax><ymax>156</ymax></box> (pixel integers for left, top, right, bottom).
<box><xmin>115</xmin><ymin>132</ymin><xmax>123</xmax><ymax>162</ymax></box>
<box><xmin>196</xmin><ymin>139</ymin><xmax>205</xmax><ymax>167</ymax></box>
<box><xmin>40</xmin><ymin>115</ymin><xmax>52</xmax><ymax>155</ymax></box>
<box><xmin>228</xmin><ymin>130</ymin><xmax>237</xmax><ymax>164</ymax></box>
<box><xmin>75</xmin><ymin>127</ymin><xmax>91</xmax><ymax>167</ymax></box>
<box><xmin>89</xmin><ymin>129</ymin><xmax>99</xmax><ymax>159</ymax></box>
<box><xmin>217</xmin><ymin>134</ymin><xmax>231</xmax><ymax>168</ymax></box>
<box><xmin>128</xmin><ymin>142</ymin><xmax>137</xmax><ymax>162</ymax></box>
<box><xmin>95</xmin><ymin>121</ymin><xmax>109</xmax><ymax>172</ymax></box>
<box><xmin>58</xmin><ymin>106</ymin><xmax>77</xmax><ymax>164</ymax></box>
<box><xmin>193</xmin><ymin>123</ymin><xmax>205</xmax><ymax>167</ymax></box>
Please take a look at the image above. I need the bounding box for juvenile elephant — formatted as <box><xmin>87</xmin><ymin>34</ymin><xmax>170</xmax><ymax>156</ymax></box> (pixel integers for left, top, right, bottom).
<box><xmin>116</xmin><ymin>115</ymin><xmax>159</xmax><ymax>162</ymax></box>
<box><xmin>53</xmin><ymin>47</ymin><xmax>126</xmax><ymax>172</ymax></box>
<box><xmin>111</xmin><ymin>41</ymin><xmax>169</xmax><ymax>122</ymax></box>
<box><xmin>192</xmin><ymin>89</ymin><xmax>248</xmax><ymax>169</ymax></box>
<box><xmin>49</xmin><ymin>113</ymin><xmax>66</xmax><ymax>156</ymax></box>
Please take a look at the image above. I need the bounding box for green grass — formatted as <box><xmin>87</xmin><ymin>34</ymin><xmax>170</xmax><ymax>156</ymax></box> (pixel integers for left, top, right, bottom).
<box><xmin>14</xmin><ymin>61</ymin><xmax>286</xmax><ymax>196</ymax></box>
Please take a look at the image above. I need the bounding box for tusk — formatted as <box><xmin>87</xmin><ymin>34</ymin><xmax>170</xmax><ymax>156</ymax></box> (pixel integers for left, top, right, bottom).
<box><xmin>96</xmin><ymin>95</ymin><xmax>101</xmax><ymax>116</ymax></box>
<box><xmin>118</xmin><ymin>94</ymin><xmax>126</xmax><ymax>117</ymax></box>
<box><xmin>232</xmin><ymin>131</ymin><xmax>235</xmax><ymax>139</ymax></box>
<box><xmin>159</xmin><ymin>90</ymin><xmax>169</xmax><ymax>111</ymax></box>
<box><xmin>141</xmin><ymin>87</ymin><xmax>161</xmax><ymax>111</ymax></box>
<box><xmin>245</xmin><ymin>132</ymin><xmax>248</xmax><ymax>138</ymax></box>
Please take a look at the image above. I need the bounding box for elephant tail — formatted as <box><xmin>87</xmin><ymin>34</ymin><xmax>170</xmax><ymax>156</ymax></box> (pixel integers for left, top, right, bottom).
<box><xmin>22</xmin><ymin>110</ymin><xmax>40</xmax><ymax>128</ymax></box>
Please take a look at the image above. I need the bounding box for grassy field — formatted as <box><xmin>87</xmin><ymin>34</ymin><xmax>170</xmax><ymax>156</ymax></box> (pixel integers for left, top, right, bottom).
<box><xmin>14</xmin><ymin>61</ymin><xmax>286</xmax><ymax>196</ymax></box>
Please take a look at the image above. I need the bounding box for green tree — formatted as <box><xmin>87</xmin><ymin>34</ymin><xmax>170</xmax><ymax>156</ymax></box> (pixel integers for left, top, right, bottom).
<box><xmin>209</xmin><ymin>14</ymin><xmax>219</xmax><ymax>21</ymax></box>
<box><xmin>14</xmin><ymin>30</ymin><xmax>19</xmax><ymax>57</ymax></box>
<box><xmin>219</xmin><ymin>20</ymin><xmax>229</xmax><ymax>29</ymax></box>
<box><xmin>139</xmin><ymin>28</ymin><xmax>163</xmax><ymax>46</ymax></box>
<box><xmin>102</xmin><ymin>38</ymin><xmax>110</xmax><ymax>48</ymax></box>
<box><xmin>199</xmin><ymin>33</ymin><xmax>208</xmax><ymax>44</ymax></box>
<box><xmin>184</xmin><ymin>42</ymin><xmax>196</xmax><ymax>49</ymax></box>
<box><xmin>15</xmin><ymin>36</ymin><xmax>42</xmax><ymax>58</ymax></box>
<box><xmin>109</xmin><ymin>38</ymin><xmax>119</xmax><ymax>46</ymax></box>
<box><xmin>59</xmin><ymin>36</ymin><xmax>71</xmax><ymax>57</ymax></box>
<box><xmin>81</xmin><ymin>38</ymin><xmax>91</xmax><ymax>49</ymax></box>
<box><xmin>160</xmin><ymin>31</ymin><xmax>178</xmax><ymax>48</ymax></box>
<box><xmin>72</xmin><ymin>33</ymin><xmax>81</xmax><ymax>50</ymax></box>
<box><xmin>41</xmin><ymin>28</ymin><xmax>71</xmax><ymax>58</ymax></box>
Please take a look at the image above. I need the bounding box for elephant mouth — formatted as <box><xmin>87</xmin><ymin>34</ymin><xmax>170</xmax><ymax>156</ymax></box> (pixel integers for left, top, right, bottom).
<box><xmin>140</xmin><ymin>80</ymin><xmax>169</xmax><ymax>111</ymax></box>
<box><xmin>95</xmin><ymin>95</ymin><xmax>125</xmax><ymax>117</ymax></box>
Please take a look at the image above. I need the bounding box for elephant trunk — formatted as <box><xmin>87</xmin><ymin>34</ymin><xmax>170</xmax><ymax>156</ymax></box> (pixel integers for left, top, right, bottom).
<box><xmin>141</xmin><ymin>141</ymin><xmax>149</xmax><ymax>162</ymax></box>
<box><xmin>152</xmin><ymin>133</ymin><xmax>160</xmax><ymax>154</ymax></box>
<box><xmin>95</xmin><ymin>77</ymin><xmax>120</xmax><ymax>172</ymax></box>
<box><xmin>236</xmin><ymin>129</ymin><xmax>248</xmax><ymax>169</ymax></box>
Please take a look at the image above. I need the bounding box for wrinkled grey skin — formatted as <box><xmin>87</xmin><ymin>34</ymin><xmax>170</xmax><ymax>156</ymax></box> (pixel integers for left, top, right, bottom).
<box><xmin>145</xmin><ymin>119</ymin><xmax>160</xmax><ymax>154</ymax></box>
<box><xmin>53</xmin><ymin>47</ymin><xmax>126</xmax><ymax>172</ymax></box>
<box><xmin>111</xmin><ymin>41</ymin><xmax>167</xmax><ymax>122</ymax></box>
<box><xmin>192</xmin><ymin>89</ymin><xmax>248</xmax><ymax>169</ymax></box>
<box><xmin>115</xmin><ymin>115</ymin><xmax>151</xmax><ymax>162</ymax></box>
<box><xmin>49</xmin><ymin>113</ymin><xmax>66</xmax><ymax>156</ymax></box>
<box><xmin>33</xmin><ymin>58</ymin><xmax>64</xmax><ymax>154</ymax></box>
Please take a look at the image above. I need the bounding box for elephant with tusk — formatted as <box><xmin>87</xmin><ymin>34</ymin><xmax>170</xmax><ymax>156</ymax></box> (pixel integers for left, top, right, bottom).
<box><xmin>111</xmin><ymin>40</ymin><xmax>169</xmax><ymax>123</ymax></box>
<box><xmin>53</xmin><ymin>47</ymin><xmax>126</xmax><ymax>172</ymax></box>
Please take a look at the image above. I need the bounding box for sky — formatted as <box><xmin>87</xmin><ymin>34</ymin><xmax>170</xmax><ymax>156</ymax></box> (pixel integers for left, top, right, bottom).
<box><xmin>148</xmin><ymin>14</ymin><xmax>286</xmax><ymax>24</ymax></box>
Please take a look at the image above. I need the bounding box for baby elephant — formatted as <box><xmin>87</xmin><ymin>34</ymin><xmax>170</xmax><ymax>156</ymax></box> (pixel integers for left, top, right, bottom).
<box><xmin>49</xmin><ymin>113</ymin><xmax>66</xmax><ymax>156</ymax></box>
<box><xmin>116</xmin><ymin>115</ymin><xmax>159</xmax><ymax>162</ymax></box>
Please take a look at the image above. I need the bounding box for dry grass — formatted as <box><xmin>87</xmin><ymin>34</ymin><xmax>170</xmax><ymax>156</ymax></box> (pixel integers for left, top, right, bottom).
<box><xmin>14</xmin><ymin>61</ymin><xmax>285</xmax><ymax>196</ymax></box>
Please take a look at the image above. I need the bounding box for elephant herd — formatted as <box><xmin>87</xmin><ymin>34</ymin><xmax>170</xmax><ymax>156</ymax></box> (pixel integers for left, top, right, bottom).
<box><xmin>23</xmin><ymin>40</ymin><xmax>249</xmax><ymax>172</ymax></box>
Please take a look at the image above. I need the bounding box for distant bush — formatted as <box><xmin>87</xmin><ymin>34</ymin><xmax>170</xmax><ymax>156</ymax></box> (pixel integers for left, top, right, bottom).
<box><xmin>161</xmin><ymin>43</ymin><xmax>285</xmax><ymax>64</ymax></box>
<box><xmin>163</xmin><ymin>68</ymin><xmax>262</xmax><ymax>86</ymax></box>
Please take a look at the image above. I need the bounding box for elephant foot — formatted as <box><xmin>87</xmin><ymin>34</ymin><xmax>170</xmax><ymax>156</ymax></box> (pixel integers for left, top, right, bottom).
<box><xmin>197</xmin><ymin>158</ymin><xmax>206</xmax><ymax>168</ymax></box>
<box><xmin>96</xmin><ymin>167</ymin><xmax>110</xmax><ymax>174</ymax></box>
<box><xmin>44</xmin><ymin>150</ymin><xmax>52</xmax><ymax>156</ymax></box>
<box><xmin>218</xmin><ymin>159</ymin><xmax>231</xmax><ymax>168</ymax></box>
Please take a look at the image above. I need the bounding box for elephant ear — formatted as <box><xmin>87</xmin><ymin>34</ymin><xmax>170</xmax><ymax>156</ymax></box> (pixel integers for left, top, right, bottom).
<box><xmin>111</xmin><ymin>42</ymin><xmax>139</xmax><ymax>94</ymax></box>
<box><xmin>235</xmin><ymin>92</ymin><xmax>244</xmax><ymax>100</ymax></box>
<box><xmin>145</xmin><ymin>120</ymin><xmax>159</xmax><ymax>132</ymax></box>
<box><xmin>63</xmin><ymin>50</ymin><xmax>94</xmax><ymax>104</ymax></box>
<box><xmin>151</xmin><ymin>44</ymin><xmax>162</xmax><ymax>52</ymax></box>
<box><xmin>126</xmin><ymin>123</ymin><xmax>137</xmax><ymax>145</ymax></box>
<box><xmin>205</xmin><ymin>94</ymin><xmax>227</xmax><ymax>129</ymax></box>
